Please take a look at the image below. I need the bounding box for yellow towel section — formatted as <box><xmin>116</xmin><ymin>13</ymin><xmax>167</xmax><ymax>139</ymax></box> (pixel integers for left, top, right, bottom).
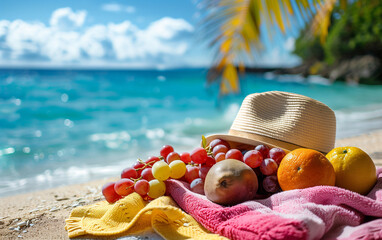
<box><xmin>65</xmin><ymin>192</ymin><xmax>227</xmax><ymax>240</ymax></box>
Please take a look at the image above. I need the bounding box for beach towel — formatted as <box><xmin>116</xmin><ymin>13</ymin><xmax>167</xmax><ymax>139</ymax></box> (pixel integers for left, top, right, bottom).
<box><xmin>166</xmin><ymin>167</ymin><xmax>382</xmax><ymax>240</ymax></box>
<box><xmin>65</xmin><ymin>192</ymin><xmax>227</xmax><ymax>239</ymax></box>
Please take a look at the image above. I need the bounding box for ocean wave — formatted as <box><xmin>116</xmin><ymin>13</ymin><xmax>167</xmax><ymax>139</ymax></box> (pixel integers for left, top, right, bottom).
<box><xmin>0</xmin><ymin>147</ymin><xmax>15</xmax><ymax>156</ymax></box>
<box><xmin>264</xmin><ymin>73</ymin><xmax>332</xmax><ymax>85</ymax></box>
<box><xmin>0</xmin><ymin>160</ymin><xmax>133</xmax><ymax>197</ymax></box>
<box><xmin>2</xmin><ymin>69</ymin><xmax>382</xmax><ymax>197</ymax></box>
<box><xmin>336</xmin><ymin>104</ymin><xmax>382</xmax><ymax>138</ymax></box>
<box><xmin>1</xmin><ymin>101</ymin><xmax>380</xmax><ymax>196</ymax></box>
<box><xmin>0</xmin><ymin>103</ymin><xmax>240</xmax><ymax>196</ymax></box>
<box><xmin>90</xmin><ymin>131</ymin><xmax>132</xmax><ymax>147</ymax></box>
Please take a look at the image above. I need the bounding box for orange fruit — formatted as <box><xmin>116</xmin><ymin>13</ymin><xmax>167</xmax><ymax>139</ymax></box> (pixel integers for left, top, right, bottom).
<box><xmin>326</xmin><ymin>147</ymin><xmax>376</xmax><ymax>195</ymax></box>
<box><xmin>278</xmin><ymin>148</ymin><xmax>336</xmax><ymax>191</ymax></box>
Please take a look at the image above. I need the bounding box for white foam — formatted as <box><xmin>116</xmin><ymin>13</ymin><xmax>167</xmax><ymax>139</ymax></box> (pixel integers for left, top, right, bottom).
<box><xmin>335</xmin><ymin>103</ymin><xmax>382</xmax><ymax>138</ymax></box>
<box><xmin>307</xmin><ymin>75</ymin><xmax>331</xmax><ymax>85</ymax></box>
<box><xmin>145</xmin><ymin>128</ymin><xmax>165</xmax><ymax>139</ymax></box>
<box><xmin>157</xmin><ymin>75</ymin><xmax>166</xmax><ymax>81</ymax></box>
<box><xmin>223</xmin><ymin>103</ymin><xmax>240</xmax><ymax>121</ymax></box>
<box><xmin>90</xmin><ymin>131</ymin><xmax>131</xmax><ymax>142</ymax></box>
<box><xmin>0</xmin><ymin>147</ymin><xmax>15</xmax><ymax>156</ymax></box>
<box><xmin>0</xmin><ymin>158</ymin><xmax>137</xmax><ymax>196</ymax></box>
<box><xmin>35</xmin><ymin>130</ymin><xmax>42</xmax><ymax>137</ymax></box>
<box><xmin>64</xmin><ymin>119</ymin><xmax>74</xmax><ymax>127</ymax></box>
<box><xmin>23</xmin><ymin>147</ymin><xmax>31</xmax><ymax>153</ymax></box>
<box><xmin>61</xmin><ymin>93</ymin><xmax>69</xmax><ymax>102</ymax></box>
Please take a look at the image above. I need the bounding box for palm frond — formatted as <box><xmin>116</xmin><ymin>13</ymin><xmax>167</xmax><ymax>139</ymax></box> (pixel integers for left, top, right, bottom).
<box><xmin>201</xmin><ymin>0</ymin><xmax>356</xmax><ymax>96</ymax></box>
<box><xmin>311</xmin><ymin>0</ymin><xmax>338</xmax><ymax>43</ymax></box>
<box><xmin>202</xmin><ymin>0</ymin><xmax>324</xmax><ymax>96</ymax></box>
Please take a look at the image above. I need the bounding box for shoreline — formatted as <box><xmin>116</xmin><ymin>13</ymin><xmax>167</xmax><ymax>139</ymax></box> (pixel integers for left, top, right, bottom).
<box><xmin>2</xmin><ymin>69</ymin><xmax>382</xmax><ymax>198</ymax></box>
<box><xmin>1</xmin><ymin>130</ymin><xmax>382</xmax><ymax>239</ymax></box>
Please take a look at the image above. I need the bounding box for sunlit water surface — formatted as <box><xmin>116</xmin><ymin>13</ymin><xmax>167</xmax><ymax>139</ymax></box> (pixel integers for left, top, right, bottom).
<box><xmin>1</xmin><ymin>69</ymin><xmax>382</xmax><ymax>196</ymax></box>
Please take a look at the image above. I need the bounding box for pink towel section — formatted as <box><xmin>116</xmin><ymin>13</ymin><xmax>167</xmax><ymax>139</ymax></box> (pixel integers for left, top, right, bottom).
<box><xmin>166</xmin><ymin>168</ymin><xmax>382</xmax><ymax>240</ymax></box>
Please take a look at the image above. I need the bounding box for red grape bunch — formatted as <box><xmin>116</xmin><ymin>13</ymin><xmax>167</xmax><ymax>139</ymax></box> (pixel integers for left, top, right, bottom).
<box><xmin>102</xmin><ymin>142</ymin><xmax>213</xmax><ymax>203</ymax></box>
<box><xmin>207</xmin><ymin>139</ymin><xmax>286</xmax><ymax>195</ymax></box>
<box><xmin>102</xmin><ymin>136</ymin><xmax>287</xmax><ymax>204</ymax></box>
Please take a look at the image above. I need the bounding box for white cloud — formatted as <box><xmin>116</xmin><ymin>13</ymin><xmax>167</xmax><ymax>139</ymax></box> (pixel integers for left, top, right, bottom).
<box><xmin>0</xmin><ymin>8</ymin><xmax>195</xmax><ymax>67</ymax></box>
<box><xmin>284</xmin><ymin>37</ymin><xmax>295</xmax><ymax>52</ymax></box>
<box><xmin>6</xmin><ymin>20</ymin><xmax>50</xmax><ymax>59</ymax></box>
<box><xmin>250</xmin><ymin>37</ymin><xmax>300</xmax><ymax>67</ymax></box>
<box><xmin>125</xmin><ymin>6</ymin><xmax>136</xmax><ymax>13</ymax></box>
<box><xmin>146</xmin><ymin>17</ymin><xmax>194</xmax><ymax>40</ymax></box>
<box><xmin>0</xmin><ymin>20</ymin><xmax>10</xmax><ymax>37</ymax></box>
<box><xmin>44</xmin><ymin>31</ymin><xmax>82</xmax><ymax>61</ymax></box>
<box><xmin>102</xmin><ymin>3</ymin><xmax>123</xmax><ymax>12</ymax></box>
<box><xmin>50</xmin><ymin>7</ymin><xmax>87</xmax><ymax>31</ymax></box>
<box><xmin>79</xmin><ymin>25</ymin><xmax>108</xmax><ymax>58</ymax></box>
<box><xmin>101</xmin><ymin>3</ymin><xmax>136</xmax><ymax>13</ymax></box>
<box><xmin>258</xmin><ymin>47</ymin><xmax>301</xmax><ymax>67</ymax></box>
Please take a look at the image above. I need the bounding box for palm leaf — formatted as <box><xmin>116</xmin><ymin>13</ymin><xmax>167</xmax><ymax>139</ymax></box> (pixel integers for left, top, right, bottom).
<box><xmin>202</xmin><ymin>0</ymin><xmax>325</xmax><ymax>95</ymax></box>
<box><xmin>201</xmin><ymin>0</ymin><xmax>355</xmax><ymax>95</ymax></box>
<box><xmin>311</xmin><ymin>0</ymin><xmax>338</xmax><ymax>43</ymax></box>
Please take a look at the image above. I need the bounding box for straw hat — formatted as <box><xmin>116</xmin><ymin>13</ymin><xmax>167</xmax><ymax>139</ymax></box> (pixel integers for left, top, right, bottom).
<box><xmin>206</xmin><ymin>91</ymin><xmax>336</xmax><ymax>153</ymax></box>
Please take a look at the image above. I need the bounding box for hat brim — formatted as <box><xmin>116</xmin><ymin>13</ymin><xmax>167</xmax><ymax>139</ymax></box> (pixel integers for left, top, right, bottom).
<box><xmin>205</xmin><ymin>134</ymin><xmax>289</xmax><ymax>153</ymax></box>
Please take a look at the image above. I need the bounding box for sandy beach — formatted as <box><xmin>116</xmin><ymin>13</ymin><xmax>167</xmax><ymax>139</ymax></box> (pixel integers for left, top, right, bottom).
<box><xmin>1</xmin><ymin>130</ymin><xmax>382</xmax><ymax>240</ymax></box>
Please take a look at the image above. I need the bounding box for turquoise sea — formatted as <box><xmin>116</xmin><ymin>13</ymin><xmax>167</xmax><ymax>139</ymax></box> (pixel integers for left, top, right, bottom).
<box><xmin>1</xmin><ymin>68</ymin><xmax>382</xmax><ymax>197</ymax></box>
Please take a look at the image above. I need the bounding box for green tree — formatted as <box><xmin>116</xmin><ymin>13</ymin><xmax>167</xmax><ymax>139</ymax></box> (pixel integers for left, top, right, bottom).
<box><xmin>293</xmin><ymin>29</ymin><xmax>324</xmax><ymax>62</ymax></box>
<box><xmin>324</xmin><ymin>0</ymin><xmax>382</xmax><ymax>64</ymax></box>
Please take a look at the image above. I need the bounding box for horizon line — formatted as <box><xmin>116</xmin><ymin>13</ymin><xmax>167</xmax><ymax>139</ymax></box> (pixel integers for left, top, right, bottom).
<box><xmin>0</xmin><ymin>63</ymin><xmax>295</xmax><ymax>71</ymax></box>
<box><xmin>0</xmin><ymin>65</ymin><xmax>209</xmax><ymax>71</ymax></box>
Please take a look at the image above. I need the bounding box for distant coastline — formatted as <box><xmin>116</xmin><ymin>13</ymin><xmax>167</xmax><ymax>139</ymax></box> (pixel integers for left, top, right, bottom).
<box><xmin>244</xmin><ymin>58</ymin><xmax>381</xmax><ymax>85</ymax></box>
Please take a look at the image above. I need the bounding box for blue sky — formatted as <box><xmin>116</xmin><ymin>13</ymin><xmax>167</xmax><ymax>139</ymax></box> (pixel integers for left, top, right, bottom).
<box><xmin>0</xmin><ymin>0</ymin><xmax>299</xmax><ymax>69</ymax></box>
<box><xmin>0</xmin><ymin>0</ymin><xmax>197</xmax><ymax>28</ymax></box>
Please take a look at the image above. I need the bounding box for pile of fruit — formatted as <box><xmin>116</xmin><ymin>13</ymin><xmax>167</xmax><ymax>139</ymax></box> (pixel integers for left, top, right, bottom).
<box><xmin>102</xmin><ymin>137</ymin><xmax>289</xmax><ymax>204</ymax></box>
<box><xmin>102</xmin><ymin>136</ymin><xmax>377</xmax><ymax>205</ymax></box>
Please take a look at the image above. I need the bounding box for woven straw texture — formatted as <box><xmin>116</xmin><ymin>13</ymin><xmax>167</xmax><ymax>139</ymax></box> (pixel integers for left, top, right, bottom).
<box><xmin>228</xmin><ymin>91</ymin><xmax>336</xmax><ymax>153</ymax></box>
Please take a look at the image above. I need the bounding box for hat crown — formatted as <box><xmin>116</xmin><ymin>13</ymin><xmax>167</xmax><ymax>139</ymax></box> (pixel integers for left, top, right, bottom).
<box><xmin>230</xmin><ymin>91</ymin><xmax>336</xmax><ymax>153</ymax></box>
